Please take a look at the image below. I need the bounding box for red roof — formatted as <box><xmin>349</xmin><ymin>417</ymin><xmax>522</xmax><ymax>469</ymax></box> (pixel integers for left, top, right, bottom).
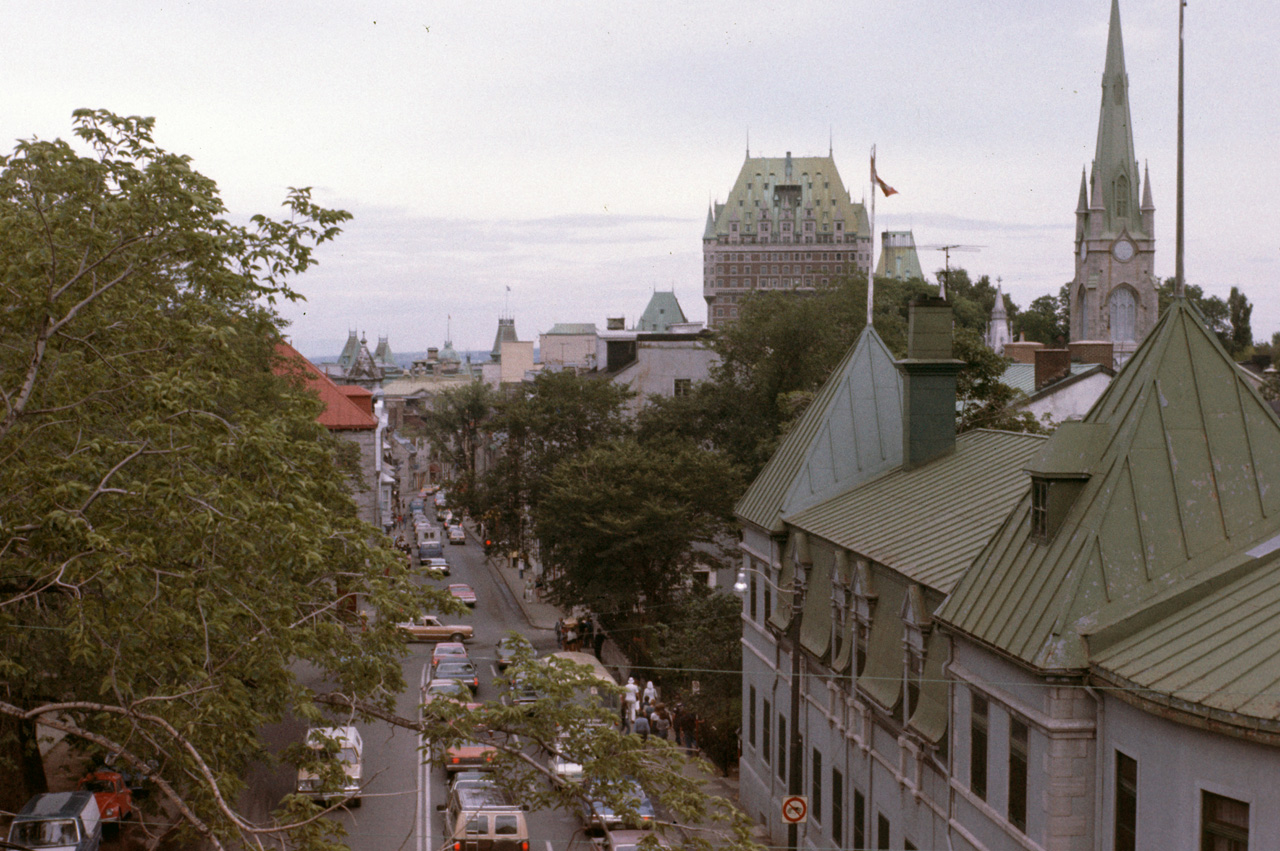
<box><xmin>337</xmin><ymin>384</ymin><xmax>375</xmax><ymax>416</ymax></box>
<box><xmin>273</xmin><ymin>342</ymin><xmax>377</xmax><ymax>431</ymax></box>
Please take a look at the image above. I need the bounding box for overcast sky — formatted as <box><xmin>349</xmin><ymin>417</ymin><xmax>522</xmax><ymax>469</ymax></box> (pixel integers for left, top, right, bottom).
<box><xmin>7</xmin><ymin>1</ymin><xmax>1276</xmax><ymax>357</ymax></box>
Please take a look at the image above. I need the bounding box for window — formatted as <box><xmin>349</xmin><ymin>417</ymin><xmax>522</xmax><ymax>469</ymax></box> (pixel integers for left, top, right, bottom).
<box><xmin>811</xmin><ymin>748</ymin><xmax>822</xmax><ymax>824</ymax></box>
<box><xmin>877</xmin><ymin>813</ymin><xmax>890</xmax><ymax>850</ymax></box>
<box><xmin>762</xmin><ymin>700</ymin><xmax>772</xmax><ymax>765</ymax></box>
<box><xmin>1115</xmin><ymin>751</ymin><xmax>1137</xmax><ymax>851</ymax></box>
<box><xmin>971</xmin><ymin>694</ymin><xmax>988</xmax><ymax>800</ymax></box>
<box><xmin>749</xmin><ymin>573</ymin><xmax>757</xmax><ymax>621</ymax></box>
<box><xmin>748</xmin><ymin>687</ymin><xmax>757</xmax><ymax>748</ymax></box>
<box><xmin>1110</xmin><ymin>286</ymin><xmax>1137</xmax><ymax>342</ymax></box>
<box><xmin>1202</xmin><ymin>791</ymin><xmax>1249</xmax><ymax>851</ymax></box>
<box><xmin>832</xmin><ymin>769</ymin><xmax>843</xmax><ymax>845</ymax></box>
<box><xmin>854</xmin><ymin>790</ymin><xmax>865</xmax><ymax>849</ymax></box>
<box><xmin>853</xmin><ymin>563</ymin><xmax>874</xmax><ymax>677</ymax></box>
<box><xmin>1115</xmin><ymin>174</ymin><xmax>1129</xmax><ymax>219</ymax></box>
<box><xmin>1031</xmin><ymin>479</ymin><xmax>1049</xmax><ymax>540</ymax></box>
<box><xmin>1009</xmin><ymin>718</ymin><xmax>1029</xmax><ymax>832</ymax></box>
<box><xmin>776</xmin><ymin>714</ymin><xmax>787</xmax><ymax>781</ymax></box>
<box><xmin>673</xmin><ymin>378</ymin><xmax>692</xmax><ymax>397</ymax></box>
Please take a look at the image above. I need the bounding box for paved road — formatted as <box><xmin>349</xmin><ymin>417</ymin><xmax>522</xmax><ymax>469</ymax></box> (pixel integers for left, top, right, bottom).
<box><xmin>245</xmin><ymin>527</ymin><xmax>580</xmax><ymax>851</ymax></box>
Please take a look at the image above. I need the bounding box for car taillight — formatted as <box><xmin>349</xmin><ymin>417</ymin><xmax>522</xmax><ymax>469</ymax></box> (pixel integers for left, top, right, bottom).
<box><xmin>521</xmin><ymin>842</ymin><xmax>528</xmax><ymax>850</ymax></box>
<box><xmin>451</xmin><ymin>756</ymin><xmax>459</xmax><ymax>764</ymax></box>
<box><xmin>455</xmin><ymin>843</ymin><xmax>462</xmax><ymax>851</ymax></box>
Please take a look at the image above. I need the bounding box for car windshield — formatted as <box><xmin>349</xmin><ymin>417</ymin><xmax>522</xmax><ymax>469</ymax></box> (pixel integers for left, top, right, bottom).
<box><xmin>12</xmin><ymin>820</ymin><xmax>79</xmax><ymax>847</ymax></box>
<box><xmin>82</xmin><ymin>778</ymin><xmax>114</xmax><ymax>792</ymax></box>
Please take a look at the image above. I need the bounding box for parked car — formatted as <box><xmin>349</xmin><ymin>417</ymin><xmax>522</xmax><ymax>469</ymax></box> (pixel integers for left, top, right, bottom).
<box><xmin>296</xmin><ymin>726</ymin><xmax>363</xmax><ymax>807</ymax></box>
<box><xmin>502</xmin><ymin>672</ymin><xmax>543</xmax><ymax>709</ymax></box>
<box><xmin>582</xmin><ymin>779</ymin><xmax>655</xmax><ymax>831</ymax></box>
<box><xmin>547</xmin><ymin>733</ymin><xmax>583</xmax><ymax>782</ymax></box>
<box><xmin>445</xmin><ymin>738</ymin><xmax>497</xmax><ymax>773</ymax></box>
<box><xmin>397</xmin><ymin>614</ymin><xmax>472</xmax><ymax>643</ymax></box>
<box><xmin>423</xmin><ymin>678</ymin><xmax>472</xmax><ymax>704</ymax></box>
<box><xmin>422</xmin><ymin>556</ymin><xmax>450</xmax><ymax>576</ymax></box>
<box><xmin>449</xmin><ymin>583</ymin><xmax>477</xmax><ymax>606</ymax></box>
<box><xmin>495</xmin><ymin>635</ymin><xmax>535</xmax><ymax>670</ymax></box>
<box><xmin>433</xmin><ymin>659</ymin><xmax>480</xmax><ymax>691</ymax></box>
<box><xmin>8</xmin><ymin>792</ymin><xmax>103</xmax><ymax>851</ymax></box>
<box><xmin>600</xmin><ymin>829</ymin><xmax>672</xmax><ymax>851</ymax></box>
<box><xmin>432</xmin><ymin>641</ymin><xmax>470</xmax><ymax>667</ymax></box>
<box><xmin>77</xmin><ymin>768</ymin><xmax>135</xmax><ymax>826</ymax></box>
<box><xmin>448</xmin><ymin>525</ymin><xmax>466</xmax><ymax>545</ymax></box>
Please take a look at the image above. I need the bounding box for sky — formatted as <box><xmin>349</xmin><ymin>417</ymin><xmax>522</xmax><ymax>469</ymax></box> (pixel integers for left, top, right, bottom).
<box><xmin>7</xmin><ymin>1</ymin><xmax>1277</xmax><ymax>358</ymax></box>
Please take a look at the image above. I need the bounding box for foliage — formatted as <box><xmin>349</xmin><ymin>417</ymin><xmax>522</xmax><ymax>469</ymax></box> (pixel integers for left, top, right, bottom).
<box><xmin>954</xmin><ymin>328</ymin><xmax>1045</xmax><ymax>434</ymax></box>
<box><xmin>1228</xmin><ymin>286</ymin><xmax>1254</xmax><ymax>354</ymax></box>
<box><xmin>534</xmin><ymin>439</ymin><xmax>741</xmax><ymax>618</ymax></box>
<box><xmin>419</xmin><ymin>380</ymin><xmax>498</xmax><ymax>505</ymax></box>
<box><xmin>1014</xmin><ymin>284</ymin><xmax>1071</xmax><ymax>345</ymax></box>
<box><xmin>639</xmin><ymin>587</ymin><xmax>743</xmax><ymax>775</ymax></box>
<box><xmin>1156</xmin><ymin>278</ymin><xmax>1254</xmax><ymax>355</ymax></box>
<box><xmin>469</xmin><ymin>372</ymin><xmax>633</xmax><ymax>553</ymax></box>
<box><xmin>0</xmin><ymin>110</ymin><xmax>440</xmax><ymax>849</ymax></box>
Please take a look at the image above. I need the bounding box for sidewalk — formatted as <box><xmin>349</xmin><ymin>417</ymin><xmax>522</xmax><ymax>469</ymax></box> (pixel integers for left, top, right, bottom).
<box><xmin>471</xmin><ymin>524</ymin><xmax>745</xmax><ymax>839</ymax></box>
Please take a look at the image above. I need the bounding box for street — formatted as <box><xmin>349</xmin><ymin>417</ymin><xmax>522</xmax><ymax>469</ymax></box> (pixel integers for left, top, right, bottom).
<box><xmin>243</xmin><ymin>529</ymin><xmax>585</xmax><ymax>851</ymax></box>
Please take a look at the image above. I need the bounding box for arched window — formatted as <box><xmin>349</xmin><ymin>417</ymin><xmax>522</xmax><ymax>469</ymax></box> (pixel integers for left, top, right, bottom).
<box><xmin>1110</xmin><ymin>286</ymin><xmax>1137</xmax><ymax>342</ymax></box>
<box><xmin>1077</xmin><ymin>288</ymin><xmax>1091</xmax><ymax>339</ymax></box>
<box><xmin>1114</xmin><ymin>175</ymin><xmax>1129</xmax><ymax>219</ymax></box>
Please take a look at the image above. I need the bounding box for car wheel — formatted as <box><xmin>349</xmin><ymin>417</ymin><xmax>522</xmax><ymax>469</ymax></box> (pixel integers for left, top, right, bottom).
<box><xmin>451</xmin><ymin>633</ymin><xmax>465</xmax><ymax>642</ymax></box>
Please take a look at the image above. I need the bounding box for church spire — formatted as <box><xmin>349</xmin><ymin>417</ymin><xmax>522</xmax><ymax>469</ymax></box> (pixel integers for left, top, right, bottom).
<box><xmin>1093</xmin><ymin>0</ymin><xmax>1141</xmax><ymax>236</ymax></box>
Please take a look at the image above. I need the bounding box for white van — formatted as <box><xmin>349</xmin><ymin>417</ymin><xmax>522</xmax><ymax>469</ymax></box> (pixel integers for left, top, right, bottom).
<box><xmin>8</xmin><ymin>791</ymin><xmax>103</xmax><ymax>851</ymax></box>
<box><xmin>296</xmin><ymin>726</ymin><xmax>363</xmax><ymax>807</ymax></box>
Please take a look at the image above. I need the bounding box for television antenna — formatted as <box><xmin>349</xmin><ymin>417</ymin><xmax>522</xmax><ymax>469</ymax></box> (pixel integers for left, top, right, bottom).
<box><xmin>918</xmin><ymin>244</ymin><xmax>984</xmax><ymax>299</ymax></box>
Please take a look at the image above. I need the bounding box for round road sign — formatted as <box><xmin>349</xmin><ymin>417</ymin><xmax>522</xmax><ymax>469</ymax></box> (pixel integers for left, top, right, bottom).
<box><xmin>781</xmin><ymin>795</ymin><xmax>808</xmax><ymax>824</ymax></box>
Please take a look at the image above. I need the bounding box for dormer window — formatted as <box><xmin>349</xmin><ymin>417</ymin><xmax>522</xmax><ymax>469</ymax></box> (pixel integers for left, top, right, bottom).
<box><xmin>1031</xmin><ymin>479</ymin><xmax>1049</xmax><ymax>540</ymax></box>
<box><xmin>901</xmin><ymin>585</ymin><xmax>930</xmax><ymax>720</ymax></box>
<box><xmin>851</xmin><ymin>560</ymin><xmax>876</xmax><ymax>678</ymax></box>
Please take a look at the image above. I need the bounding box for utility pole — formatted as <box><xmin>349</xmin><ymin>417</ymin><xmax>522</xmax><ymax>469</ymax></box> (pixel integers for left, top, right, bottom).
<box><xmin>787</xmin><ymin>557</ymin><xmax>807</xmax><ymax>851</ymax></box>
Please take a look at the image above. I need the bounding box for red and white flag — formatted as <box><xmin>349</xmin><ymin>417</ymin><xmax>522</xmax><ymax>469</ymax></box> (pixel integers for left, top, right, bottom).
<box><xmin>871</xmin><ymin>153</ymin><xmax>898</xmax><ymax>197</ymax></box>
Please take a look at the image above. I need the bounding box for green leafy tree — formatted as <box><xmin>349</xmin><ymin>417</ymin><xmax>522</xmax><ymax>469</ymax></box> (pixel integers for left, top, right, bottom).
<box><xmin>1228</xmin><ymin>285</ymin><xmax>1254</xmax><ymax>355</ymax></box>
<box><xmin>420</xmin><ymin>380</ymin><xmax>498</xmax><ymax>501</ymax></box>
<box><xmin>0</xmin><ymin>110</ymin><xmax>440</xmax><ymax>849</ymax></box>
<box><xmin>534</xmin><ymin>439</ymin><xmax>741</xmax><ymax>618</ymax></box>
<box><xmin>640</xmin><ymin>587</ymin><xmax>743</xmax><ymax>775</ymax></box>
<box><xmin>954</xmin><ymin>328</ymin><xmax>1046</xmax><ymax>434</ymax></box>
<box><xmin>1014</xmin><ymin>284</ymin><xmax>1071</xmax><ymax>345</ymax></box>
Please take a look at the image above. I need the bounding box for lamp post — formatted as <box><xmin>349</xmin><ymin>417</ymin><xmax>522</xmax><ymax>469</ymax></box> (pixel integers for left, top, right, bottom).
<box><xmin>735</xmin><ymin>548</ymin><xmax>809</xmax><ymax>851</ymax></box>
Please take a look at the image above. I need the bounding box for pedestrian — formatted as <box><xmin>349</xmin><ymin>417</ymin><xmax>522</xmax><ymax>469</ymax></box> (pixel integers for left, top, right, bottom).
<box><xmin>633</xmin><ymin>712</ymin><xmax>650</xmax><ymax>742</ymax></box>
<box><xmin>555</xmin><ymin>619</ymin><xmax>563</xmax><ymax>650</ymax></box>
<box><xmin>651</xmin><ymin>707</ymin><xmax>670</xmax><ymax>741</ymax></box>
<box><xmin>565</xmin><ymin>624</ymin><xmax>578</xmax><ymax>652</ymax></box>
<box><xmin>523</xmin><ymin>580</ymin><xmax>534</xmax><ymax>602</ymax></box>
<box><xmin>643</xmin><ymin>680</ymin><xmax>657</xmax><ymax>705</ymax></box>
<box><xmin>593</xmin><ymin>629</ymin><xmax>606</xmax><ymax>660</ymax></box>
<box><xmin>624</xmin><ymin>676</ymin><xmax>640</xmax><ymax>712</ymax></box>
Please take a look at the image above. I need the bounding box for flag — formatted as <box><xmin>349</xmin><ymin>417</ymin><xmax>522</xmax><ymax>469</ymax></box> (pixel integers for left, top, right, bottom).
<box><xmin>871</xmin><ymin>153</ymin><xmax>898</xmax><ymax>197</ymax></box>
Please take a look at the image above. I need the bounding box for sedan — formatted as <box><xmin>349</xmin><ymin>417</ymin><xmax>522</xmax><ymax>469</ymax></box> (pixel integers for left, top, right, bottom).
<box><xmin>432</xmin><ymin>641</ymin><xmax>470</xmax><ymax>667</ymax></box>
<box><xmin>396</xmin><ymin>614</ymin><xmax>472</xmax><ymax>643</ymax></box>
<box><xmin>449</xmin><ymin>583</ymin><xmax>477</xmax><ymax>607</ymax></box>
<box><xmin>433</xmin><ymin>659</ymin><xmax>480</xmax><ymax>692</ymax></box>
<box><xmin>448</xmin><ymin>525</ymin><xmax>466</xmax><ymax>545</ymax></box>
<box><xmin>495</xmin><ymin>636</ymin><xmax>535</xmax><ymax>670</ymax></box>
<box><xmin>422</xmin><ymin>678</ymin><xmax>471</xmax><ymax>704</ymax></box>
<box><xmin>422</xmin><ymin>557</ymin><xmax>450</xmax><ymax>577</ymax></box>
<box><xmin>583</xmin><ymin>779</ymin><xmax>655</xmax><ymax>831</ymax></box>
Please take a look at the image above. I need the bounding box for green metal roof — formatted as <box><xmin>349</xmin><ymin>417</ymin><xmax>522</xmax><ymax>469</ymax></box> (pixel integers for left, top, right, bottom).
<box><xmin>999</xmin><ymin>361</ymin><xmax>1100</xmax><ymax>396</ymax></box>
<box><xmin>705</xmin><ymin>153</ymin><xmax>869</xmax><ymax>241</ymax></box>
<box><xmin>785</xmin><ymin>429</ymin><xmax>1046</xmax><ymax>593</ymax></box>
<box><xmin>938</xmin><ymin>300</ymin><xmax>1280</xmax><ymax>675</ymax></box>
<box><xmin>637</xmin><ymin>292</ymin><xmax>686</xmax><ymax>333</ymax></box>
<box><xmin>735</xmin><ymin>328</ymin><xmax>903</xmax><ymax>533</ymax></box>
<box><xmin>545</xmin><ymin>323</ymin><xmax>598</xmax><ymax>336</ymax></box>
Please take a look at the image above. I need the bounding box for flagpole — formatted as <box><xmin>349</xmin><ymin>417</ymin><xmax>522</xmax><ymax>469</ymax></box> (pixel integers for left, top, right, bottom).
<box><xmin>867</xmin><ymin>145</ymin><xmax>875</xmax><ymax>327</ymax></box>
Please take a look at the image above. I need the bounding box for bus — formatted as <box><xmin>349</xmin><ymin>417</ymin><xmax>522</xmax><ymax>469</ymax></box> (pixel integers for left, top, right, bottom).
<box><xmin>545</xmin><ymin>651</ymin><xmax>620</xmax><ymax>715</ymax></box>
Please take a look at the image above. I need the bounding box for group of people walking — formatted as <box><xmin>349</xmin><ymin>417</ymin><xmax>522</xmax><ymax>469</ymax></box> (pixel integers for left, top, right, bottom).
<box><xmin>621</xmin><ymin>678</ymin><xmax>698</xmax><ymax>749</ymax></box>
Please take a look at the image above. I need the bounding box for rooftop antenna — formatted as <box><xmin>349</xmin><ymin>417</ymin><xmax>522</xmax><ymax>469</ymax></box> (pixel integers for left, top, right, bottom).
<box><xmin>829</xmin><ymin>126</ymin><xmax>833</xmax><ymax>158</ymax></box>
<box><xmin>746</xmin><ymin>128</ymin><xmax>750</xmax><ymax>159</ymax></box>
<box><xmin>918</xmin><ymin>244</ymin><xmax>985</xmax><ymax>299</ymax></box>
<box><xmin>504</xmin><ymin>284</ymin><xmax>511</xmax><ymax>318</ymax></box>
<box><xmin>1175</xmin><ymin>0</ymin><xmax>1186</xmax><ymax>298</ymax></box>
<box><xmin>446</xmin><ymin>314</ymin><xmax>452</xmax><ymax>343</ymax></box>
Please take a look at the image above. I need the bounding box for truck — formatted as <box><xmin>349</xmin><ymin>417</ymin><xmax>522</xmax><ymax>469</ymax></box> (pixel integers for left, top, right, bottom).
<box><xmin>7</xmin><ymin>791</ymin><xmax>103</xmax><ymax>851</ymax></box>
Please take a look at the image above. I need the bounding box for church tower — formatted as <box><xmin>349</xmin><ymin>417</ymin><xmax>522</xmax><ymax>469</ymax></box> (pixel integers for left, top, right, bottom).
<box><xmin>1070</xmin><ymin>0</ymin><xmax>1156</xmax><ymax>364</ymax></box>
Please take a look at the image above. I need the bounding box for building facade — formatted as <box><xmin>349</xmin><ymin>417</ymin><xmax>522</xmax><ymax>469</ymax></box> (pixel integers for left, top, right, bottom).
<box><xmin>1069</xmin><ymin>0</ymin><xmax>1156</xmax><ymax>362</ymax></box>
<box><xmin>702</xmin><ymin>151</ymin><xmax>871</xmax><ymax>327</ymax></box>
<box><xmin>875</xmin><ymin>230</ymin><xmax>924</xmax><ymax>282</ymax></box>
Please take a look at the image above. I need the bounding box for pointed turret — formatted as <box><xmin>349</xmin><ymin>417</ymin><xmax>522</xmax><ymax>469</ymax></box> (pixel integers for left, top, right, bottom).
<box><xmin>1076</xmin><ymin>168</ymin><xmax>1089</xmax><ymax>214</ymax></box>
<box><xmin>1092</xmin><ymin>0</ymin><xmax>1141</xmax><ymax>236</ymax></box>
<box><xmin>703</xmin><ymin>204</ymin><xmax>716</xmax><ymax>240</ymax></box>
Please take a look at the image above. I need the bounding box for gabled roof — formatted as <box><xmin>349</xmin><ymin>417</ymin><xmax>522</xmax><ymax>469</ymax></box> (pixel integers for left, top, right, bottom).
<box><xmin>736</xmin><ymin>328</ymin><xmax>903</xmax><ymax>533</ymax></box>
<box><xmin>337</xmin><ymin>331</ymin><xmax>361</xmax><ymax>370</ymax></box>
<box><xmin>999</xmin><ymin>361</ymin><xmax>1101</xmax><ymax>396</ymax></box>
<box><xmin>545</xmin><ymin>323</ymin><xmax>598</xmax><ymax>336</ymax></box>
<box><xmin>637</xmin><ymin>292</ymin><xmax>686</xmax><ymax>333</ymax></box>
<box><xmin>274</xmin><ymin>342</ymin><xmax>378</xmax><ymax>431</ymax></box>
<box><xmin>939</xmin><ymin>300</ymin><xmax>1280</xmax><ymax>674</ymax></box>
<box><xmin>786</xmin><ymin>429</ymin><xmax>1045</xmax><ymax>593</ymax></box>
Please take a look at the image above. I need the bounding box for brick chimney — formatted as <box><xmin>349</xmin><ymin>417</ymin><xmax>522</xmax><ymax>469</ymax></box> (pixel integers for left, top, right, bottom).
<box><xmin>1003</xmin><ymin>339</ymin><xmax>1044</xmax><ymax>364</ymax></box>
<box><xmin>1034</xmin><ymin>348</ymin><xmax>1072</xmax><ymax>390</ymax></box>
<box><xmin>1067</xmin><ymin>340</ymin><xmax>1114</xmax><ymax>368</ymax></box>
<box><xmin>897</xmin><ymin>297</ymin><xmax>964</xmax><ymax>470</ymax></box>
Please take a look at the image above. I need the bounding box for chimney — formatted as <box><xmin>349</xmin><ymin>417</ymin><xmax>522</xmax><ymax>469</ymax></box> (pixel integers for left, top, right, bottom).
<box><xmin>1034</xmin><ymin>348</ymin><xmax>1072</xmax><ymax>390</ymax></box>
<box><xmin>606</xmin><ymin>317</ymin><xmax>625</xmax><ymax>331</ymax></box>
<box><xmin>897</xmin><ymin>297</ymin><xmax>964</xmax><ymax>470</ymax></box>
<box><xmin>1002</xmin><ymin>339</ymin><xmax>1044</xmax><ymax>364</ymax></box>
<box><xmin>1067</xmin><ymin>340</ymin><xmax>1114</xmax><ymax>368</ymax></box>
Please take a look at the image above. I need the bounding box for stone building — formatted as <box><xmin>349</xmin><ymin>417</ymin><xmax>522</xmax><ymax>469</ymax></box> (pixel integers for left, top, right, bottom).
<box><xmin>1069</xmin><ymin>0</ymin><xmax>1156</xmax><ymax>363</ymax></box>
<box><xmin>702</xmin><ymin>151</ymin><xmax>871</xmax><ymax>327</ymax></box>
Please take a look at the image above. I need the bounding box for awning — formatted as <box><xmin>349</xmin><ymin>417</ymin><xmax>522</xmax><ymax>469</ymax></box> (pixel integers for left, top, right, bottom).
<box><xmin>800</xmin><ymin>541</ymin><xmax>834</xmax><ymax>660</ymax></box>
<box><xmin>857</xmin><ymin>577</ymin><xmax>905</xmax><ymax>711</ymax></box>
<box><xmin>907</xmin><ymin>630</ymin><xmax>949</xmax><ymax>745</ymax></box>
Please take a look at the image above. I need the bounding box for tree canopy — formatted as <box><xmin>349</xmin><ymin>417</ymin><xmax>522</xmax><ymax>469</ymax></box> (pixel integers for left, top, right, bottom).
<box><xmin>0</xmin><ymin>110</ymin><xmax>438</xmax><ymax>849</ymax></box>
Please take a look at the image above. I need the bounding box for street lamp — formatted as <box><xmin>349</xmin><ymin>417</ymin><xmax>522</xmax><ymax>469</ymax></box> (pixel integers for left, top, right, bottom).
<box><xmin>734</xmin><ymin>541</ymin><xmax>809</xmax><ymax>851</ymax></box>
